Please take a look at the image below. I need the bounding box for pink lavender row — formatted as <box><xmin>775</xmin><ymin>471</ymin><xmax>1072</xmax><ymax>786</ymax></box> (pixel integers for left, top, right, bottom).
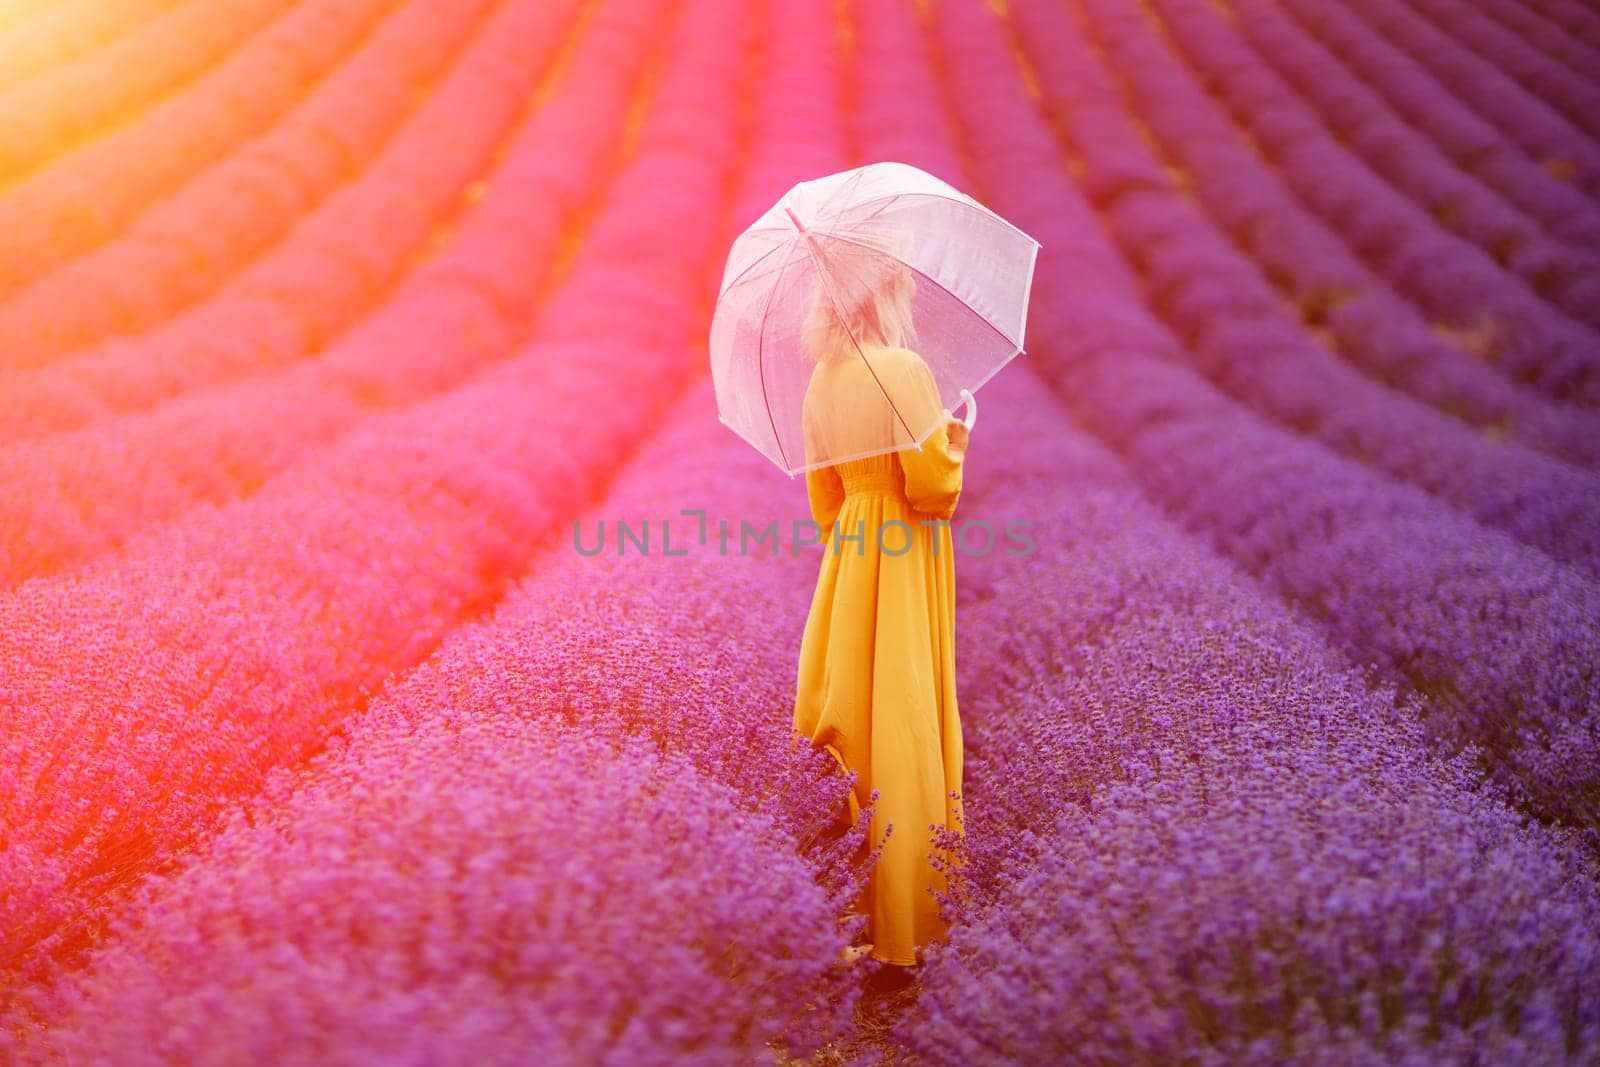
<box><xmin>1107</xmin><ymin>0</ymin><xmax>1600</xmax><ymax>406</ymax></box>
<box><xmin>1332</xmin><ymin>0</ymin><xmax>1600</xmax><ymax>201</ymax></box>
<box><xmin>0</xmin><ymin>0</ymin><xmax>571</xmax><ymax>440</ymax></box>
<box><xmin>1517</xmin><ymin>0</ymin><xmax>1600</xmax><ymax>54</ymax></box>
<box><xmin>1153</xmin><ymin>0</ymin><xmax>1600</xmax><ymax>338</ymax></box>
<box><xmin>1275</xmin><ymin>0</ymin><xmax>1600</xmax><ymax>256</ymax></box>
<box><xmin>1231</xmin><ymin>0</ymin><xmax>1600</xmax><ymax>280</ymax></box>
<box><xmin>0</xmin><ymin>0</ymin><xmax>384</xmax><ymax>297</ymax></box>
<box><xmin>1402</xmin><ymin>0</ymin><xmax>1600</xmax><ymax>144</ymax></box>
<box><xmin>911</xmin><ymin>0</ymin><xmax>1600</xmax><ymax>832</ymax></box>
<box><xmin>0</xmin><ymin>0</ymin><xmax>761</xmax><ymax>997</ymax></box>
<box><xmin>914</xmin><ymin>633</ymin><xmax>1600</xmax><ymax>1062</ymax></box>
<box><xmin>0</xmin><ymin>0</ymin><xmax>507</xmax><ymax>378</ymax></box>
<box><xmin>316</xmin><ymin>0</ymin><xmax>871</xmax><ymax>897</ymax></box>
<box><xmin>1457</xmin><ymin>0</ymin><xmax>1600</xmax><ymax>88</ymax></box>
<box><xmin>857</xmin><ymin>6</ymin><xmax>1600</xmax><ymax>1043</ymax></box>
<box><xmin>845</xmin><ymin>3</ymin><xmax>1600</xmax><ymax>1059</ymax></box>
<box><xmin>910</xmin><ymin>365</ymin><xmax>1600</xmax><ymax>1064</ymax></box>
<box><xmin>0</xmin><ymin>0</ymin><xmax>292</xmax><ymax>183</ymax></box>
<box><xmin>0</xmin><ymin>0</ymin><xmax>174</xmax><ymax>93</ymax></box>
<box><xmin>25</xmin><ymin>357</ymin><xmax>1058</xmax><ymax>1060</ymax></box>
<box><xmin>321</xmin><ymin>399</ymin><xmax>878</xmax><ymax>981</ymax></box>
<box><xmin>1006</xmin><ymin>0</ymin><xmax>1600</xmax><ymax>577</ymax></box>
<box><xmin>1011</xmin><ymin>0</ymin><xmax>1600</xmax><ymax>475</ymax></box>
<box><xmin>0</xmin><ymin>0</ymin><xmax>649</xmax><ymax>589</ymax></box>
<box><xmin>11</xmin><ymin>715</ymin><xmax>860</xmax><ymax>1064</ymax></box>
<box><xmin>6</xmin><ymin>5</ymin><xmax>867</xmax><ymax>1053</ymax></box>
<box><xmin>1024</xmin><ymin>0</ymin><xmax>1600</xmax><ymax>463</ymax></box>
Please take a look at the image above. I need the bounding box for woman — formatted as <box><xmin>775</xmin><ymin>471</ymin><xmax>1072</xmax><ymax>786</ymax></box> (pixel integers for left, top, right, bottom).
<box><xmin>790</xmin><ymin>230</ymin><xmax>970</xmax><ymax>970</ymax></box>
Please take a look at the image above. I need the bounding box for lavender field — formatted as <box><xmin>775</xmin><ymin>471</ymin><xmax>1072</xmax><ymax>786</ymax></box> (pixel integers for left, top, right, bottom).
<box><xmin>1</xmin><ymin>0</ymin><xmax>1598</xmax><ymax>1062</ymax></box>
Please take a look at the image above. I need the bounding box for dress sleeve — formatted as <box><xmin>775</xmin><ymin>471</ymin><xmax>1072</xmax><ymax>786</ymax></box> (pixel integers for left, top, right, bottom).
<box><xmin>805</xmin><ymin>462</ymin><xmax>845</xmax><ymax>533</ymax></box>
<box><xmin>802</xmin><ymin>385</ymin><xmax>845</xmax><ymax>532</ymax></box>
<box><xmin>894</xmin><ymin>354</ymin><xmax>964</xmax><ymax>521</ymax></box>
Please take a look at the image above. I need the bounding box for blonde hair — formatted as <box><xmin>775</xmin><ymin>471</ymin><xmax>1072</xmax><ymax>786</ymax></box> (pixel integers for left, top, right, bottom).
<box><xmin>799</xmin><ymin>223</ymin><xmax>918</xmax><ymax>364</ymax></box>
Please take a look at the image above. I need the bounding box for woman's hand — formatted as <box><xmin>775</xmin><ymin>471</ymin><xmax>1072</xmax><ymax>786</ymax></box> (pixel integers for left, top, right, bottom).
<box><xmin>943</xmin><ymin>410</ymin><xmax>970</xmax><ymax>457</ymax></box>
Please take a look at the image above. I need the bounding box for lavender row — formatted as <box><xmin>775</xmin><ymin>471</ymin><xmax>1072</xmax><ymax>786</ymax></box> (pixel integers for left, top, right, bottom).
<box><xmin>1275</xmin><ymin>0</ymin><xmax>1600</xmax><ymax>257</ymax></box>
<box><xmin>1153</xmin><ymin>0</ymin><xmax>1600</xmax><ymax>336</ymax></box>
<box><xmin>0</xmin><ymin>0</ymin><xmax>650</xmax><ymax>589</ymax></box>
<box><xmin>913</xmin><ymin>649</ymin><xmax>1600</xmax><ymax>1062</ymax></box>
<box><xmin>1517</xmin><ymin>0</ymin><xmax>1600</xmax><ymax>54</ymax></box>
<box><xmin>918</xmin><ymin>0</ymin><xmax>1600</xmax><ymax>831</ymax></box>
<box><xmin>1020</xmin><ymin>0</ymin><xmax>1600</xmax><ymax>473</ymax></box>
<box><xmin>286</xmin><ymin>0</ymin><xmax>867</xmax><ymax>914</ymax></box>
<box><xmin>1109</xmin><ymin>0</ymin><xmax>1600</xmax><ymax>405</ymax></box>
<box><xmin>0</xmin><ymin>0</ymin><xmax>572</xmax><ymax>440</ymax></box>
<box><xmin>0</xmin><ymin>0</ymin><xmax>293</xmax><ymax>183</ymax></box>
<box><xmin>13</xmin><ymin>717</ymin><xmax>859</xmax><ymax>1064</ymax></box>
<box><xmin>1402</xmin><ymin>0</ymin><xmax>1600</xmax><ymax>144</ymax></box>
<box><xmin>0</xmin><ymin>0</ymin><xmax>506</xmax><ymax>376</ymax></box>
<box><xmin>0</xmin><ymin>0</ymin><xmax>383</xmax><ymax>298</ymax></box>
<box><xmin>6</xmin><ymin>4</ymin><xmax>870</xmax><ymax>1052</ymax></box>
<box><xmin>1074</xmin><ymin>0</ymin><xmax>1600</xmax><ymax>418</ymax></box>
<box><xmin>1007</xmin><ymin>0</ymin><xmax>1600</xmax><ymax>577</ymax></box>
<box><xmin>313</xmin><ymin>0</ymin><xmax>870</xmax><ymax>946</ymax></box>
<box><xmin>0</xmin><ymin>0</ymin><xmax>174</xmax><ymax>93</ymax></box>
<box><xmin>1332</xmin><ymin>0</ymin><xmax>1600</xmax><ymax>200</ymax></box>
<box><xmin>847</xmin><ymin>2</ymin><xmax>1600</xmax><ymax>1059</ymax></box>
<box><xmin>0</xmin><ymin>0</ymin><xmax>762</xmax><ymax>997</ymax></box>
<box><xmin>24</xmin><ymin>364</ymin><xmax>1067</xmax><ymax>1061</ymax></box>
<box><xmin>1465</xmin><ymin>0</ymin><xmax>1600</xmax><ymax>87</ymax></box>
<box><xmin>912</xmin><ymin>359</ymin><xmax>1600</xmax><ymax>1065</ymax></box>
<box><xmin>1233</xmin><ymin>0</ymin><xmax>1600</xmax><ymax>275</ymax></box>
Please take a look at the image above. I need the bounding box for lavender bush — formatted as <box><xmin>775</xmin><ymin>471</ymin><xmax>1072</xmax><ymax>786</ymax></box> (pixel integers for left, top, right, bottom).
<box><xmin>902</xmin><ymin>0</ymin><xmax>1600</xmax><ymax>836</ymax></box>
<box><xmin>1330</xmin><ymin>0</ymin><xmax>1600</xmax><ymax>200</ymax></box>
<box><xmin>0</xmin><ymin>0</ymin><xmax>560</xmax><ymax>427</ymax></box>
<box><xmin>0</xmin><ymin>0</ymin><xmax>386</xmax><ymax>292</ymax></box>
<box><xmin>0</xmin><ymin>0</ymin><xmax>769</xmax><ymax>998</ymax></box>
<box><xmin>17</xmin><ymin>716</ymin><xmax>861</xmax><ymax>1064</ymax></box>
<box><xmin>0</xmin><ymin>0</ymin><xmax>659</xmax><ymax>587</ymax></box>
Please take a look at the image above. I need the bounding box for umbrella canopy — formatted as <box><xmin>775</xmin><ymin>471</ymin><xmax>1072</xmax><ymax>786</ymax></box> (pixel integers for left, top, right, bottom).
<box><xmin>709</xmin><ymin>161</ymin><xmax>1041</xmax><ymax>476</ymax></box>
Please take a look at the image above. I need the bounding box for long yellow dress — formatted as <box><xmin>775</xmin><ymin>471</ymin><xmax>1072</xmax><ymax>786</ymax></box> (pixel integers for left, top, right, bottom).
<box><xmin>791</xmin><ymin>343</ymin><xmax>966</xmax><ymax>967</ymax></box>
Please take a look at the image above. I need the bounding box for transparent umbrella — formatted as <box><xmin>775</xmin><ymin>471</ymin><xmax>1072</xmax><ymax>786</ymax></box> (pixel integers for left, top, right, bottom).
<box><xmin>709</xmin><ymin>160</ymin><xmax>1041</xmax><ymax>476</ymax></box>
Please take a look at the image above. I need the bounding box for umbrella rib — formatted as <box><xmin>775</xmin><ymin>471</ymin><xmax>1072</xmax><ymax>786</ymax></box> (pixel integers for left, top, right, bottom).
<box><xmin>726</xmin><ymin>192</ymin><xmax>962</xmax><ymax>292</ymax></box>
<box><xmin>812</xmin><ymin>227</ymin><xmax>1027</xmax><ymax>350</ymax></box>
<box><xmin>719</xmin><ymin>237</ymin><xmax>790</xmax><ymax>298</ymax></box>
<box><xmin>754</xmin><ymin>244</ymin><xmax>797</xmax><ymax>472</ymax></box>
<box><xmin>825</xmin><ymin>186</ymin><xmax>1043</xmax><ymax>249</ymax></box>
<box><xmin>814</xmin><ymin>189</ymin><xmax>907</xmax><ymax>231</ymax></box>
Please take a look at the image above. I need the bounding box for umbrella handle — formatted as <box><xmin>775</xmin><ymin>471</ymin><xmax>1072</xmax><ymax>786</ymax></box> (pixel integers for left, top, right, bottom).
<box><xmin>954</xmin><ymin>388</ymin><xmax>977</xmax><ymax>431</ymax></box>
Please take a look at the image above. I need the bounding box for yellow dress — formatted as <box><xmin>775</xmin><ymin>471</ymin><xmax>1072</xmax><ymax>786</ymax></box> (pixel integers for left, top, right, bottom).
<box><xmin>791</xmin><ymin>344</ymin><xmax>966</xmax><ymax>967</ymax></box>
